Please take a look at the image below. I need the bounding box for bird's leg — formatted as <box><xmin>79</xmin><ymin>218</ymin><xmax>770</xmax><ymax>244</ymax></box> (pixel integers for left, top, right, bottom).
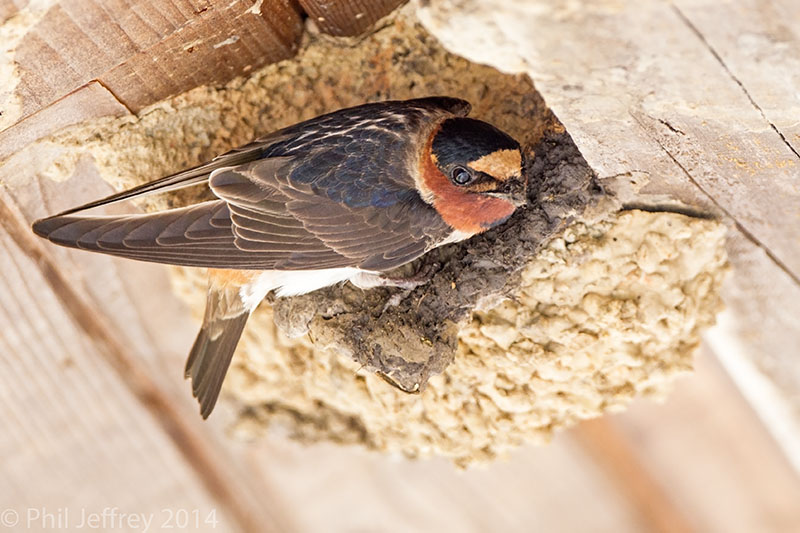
<box><xmin>351</xmin><ymin>261</ymin><xmax>441</xmax><ymax>291</ymax></box>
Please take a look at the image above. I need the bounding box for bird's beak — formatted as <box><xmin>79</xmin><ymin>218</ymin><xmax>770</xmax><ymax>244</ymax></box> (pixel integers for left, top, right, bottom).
<box><xmin>489</xmin><ymin>177</ymin><xmax>528</xmax><ymax>207</ymax></box>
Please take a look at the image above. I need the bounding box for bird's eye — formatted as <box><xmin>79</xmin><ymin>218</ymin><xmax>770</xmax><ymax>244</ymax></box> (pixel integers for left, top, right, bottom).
<box><xmin>451</xmin><ymin>166</ymin><xmax>473</xmax><ymax>186</ymax></box>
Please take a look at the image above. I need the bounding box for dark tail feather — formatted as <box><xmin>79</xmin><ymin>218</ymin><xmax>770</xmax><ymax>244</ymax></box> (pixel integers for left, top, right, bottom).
<box><xmin>185</xmin><ymin>300</ymin><xmax>250</xmax><ymax>419</ymax></box>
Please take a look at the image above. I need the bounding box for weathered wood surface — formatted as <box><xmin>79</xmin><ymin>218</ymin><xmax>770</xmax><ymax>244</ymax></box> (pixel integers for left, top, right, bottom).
<box><xmin>0</xmin><ymin>81</ymin><xmax>129</xmax><ymax>160</ymax></box>
<box><xmin>0</xmin><ymin>0</ymin><xmax>410</xmax><ymax>130</ymax></box>
<box><xmin>0</xmin><ymin>170</ymin><xmax>297</xmax><ymax>531</ymax></box>
<box><xmin>418</xmin><ymin>0</ymin><xmax>800</xmax><ymax>471</ymax></box>
<box><xmin>611</xmin><ymin>348</ymin><xmax>800</xmax><ymax>533</ymax></box>
<box><xmin>0</xmin><ymin>197</ymin><xmax>235</xmax><ymax>533</ymax></box>
<box><xmin>244</xmin><ymin>348</ymin><xmax>800</xmax><ymax>533</ymax></box>
<box><xmin>675</xmin><ymin>0</ymin><xmax>800</xmax><ymax>158</ymax></box>
<box><xmin>1</xmin><ymin>0</ymin><xmax>302</xmax><ymax>128</ymax></box>
<box><xmin>2</xmin><ymin>0</ymin><xmax>800</xmax><ymax>531</ymax></box>
<box><xmin>299</xmin><ymin>0</ymin><xmax>406</xmax><ymax>36</ymax></box>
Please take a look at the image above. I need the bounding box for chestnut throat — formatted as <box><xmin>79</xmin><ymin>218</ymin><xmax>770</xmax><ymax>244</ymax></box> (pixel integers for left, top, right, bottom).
<box><xmin>419</xmin><ymin>130</ymin><xmax>515</xmax><ymax>234</ymax></box>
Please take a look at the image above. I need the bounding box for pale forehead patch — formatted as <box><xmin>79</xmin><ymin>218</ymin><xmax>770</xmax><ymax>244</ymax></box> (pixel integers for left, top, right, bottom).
<box><xmin>468</xmin><ymin>149</ymin><xmax>522</xmax><ymax>181</ymax></box>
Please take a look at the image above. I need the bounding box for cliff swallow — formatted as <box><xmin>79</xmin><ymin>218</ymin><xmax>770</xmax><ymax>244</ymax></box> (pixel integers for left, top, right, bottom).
<box><xmin>33</xmin><ymin>97</ymin><xmax>527</xmax><ymax>418</ymax></box>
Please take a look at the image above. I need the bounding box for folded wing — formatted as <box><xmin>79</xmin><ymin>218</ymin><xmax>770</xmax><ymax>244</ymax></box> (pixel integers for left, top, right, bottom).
<box><xmin>32</xmin><ymin>97</ymin><xmax>466</xmax><ymax>271</ymax></box>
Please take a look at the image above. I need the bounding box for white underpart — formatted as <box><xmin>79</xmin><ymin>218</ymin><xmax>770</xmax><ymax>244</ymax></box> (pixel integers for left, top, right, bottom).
<box><xmin>239</xmin><ymin>267</ymin><xmax>380</xmax><ymax>309</ymax></box>
<box><xmin>237</xmin><ymin>229</ymin><xmax>474</xmax><ymax>310</ymax></box>
<box><xmin>438</xmin><ymin>228</ymin><xmax>474</xmax><ymax>245</ymax></box>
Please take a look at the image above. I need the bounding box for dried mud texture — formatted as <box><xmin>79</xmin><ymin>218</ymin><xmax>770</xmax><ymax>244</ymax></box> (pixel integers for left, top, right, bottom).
<box><xmin>229</xmin><ymin>209</ymin><xmax>727</xmax><ymax>465</ymax></box>
<box><xmin>38</xmin><ymin>7</ymin><xmax>573</xmax><ymax>390</ymax></box>
<box><xmin>265</xmin><ymin>127</ymin><xmax>601</xmax><ymax>393</ymax></box>
<box><xmin>27</xmin><ymin>6</ymin><xmax>729</xmax><ymax>464</ymax></box>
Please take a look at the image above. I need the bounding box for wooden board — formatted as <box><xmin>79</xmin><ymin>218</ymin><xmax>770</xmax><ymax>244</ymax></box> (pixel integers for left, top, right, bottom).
<box><xmin>1</xmin><ymin>0</ymin><xmax>407</xmax><ymax>128</ymax></box>
<box><xmin>0</xmin><ymin>143</ymin><xmax>297</xmax><ymax>531</ymax></box>
<box><xmin>0</xmin><ymin>82</ymin><xmax>129</xmax><ymax>160</ymax></box>
<box><xmin>2</xmin><ymin>0</ymin><xmax>304</xmax><ymax>128</ymax></box>
<box><xmin>0</xmin><ymin>211</ymin><xmax>237</xmax><ymax>533</ymax></box>
<box><xmin>418</xmin><ymin>0</ymin><xmax>800</xmax><ymax>473</ymax></box>
<box><xmin>607</xmin><ymin>347</ymin><xmax>800</xmax><ymax>533</ymax></box>
<box><xmin>299</xmin><ymin>0</ymin><xmax>406</xmax><ymax>36</ymax></box>
<box><xmin>674</xmin><ymin>0</ymin><xmax>800</xmax><ymax>157</ymax></box>
<box><xmin>3</xmin><ymin>1</ymin><xmax>800</xmax><ymax>531</ymax></box>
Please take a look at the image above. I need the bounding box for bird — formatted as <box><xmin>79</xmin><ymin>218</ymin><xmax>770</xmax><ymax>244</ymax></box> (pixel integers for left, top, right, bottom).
<box><xmin>32</xmin><ymin>97</ymin><xmax>528</xmax><ymax>418</ymax></box>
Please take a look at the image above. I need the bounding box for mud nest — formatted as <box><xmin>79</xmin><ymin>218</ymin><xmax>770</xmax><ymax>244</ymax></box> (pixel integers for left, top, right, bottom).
<box><xmin>37</xmin><ymin>6</ymin><xmax>728</xmax><ymax>465</ymax></box>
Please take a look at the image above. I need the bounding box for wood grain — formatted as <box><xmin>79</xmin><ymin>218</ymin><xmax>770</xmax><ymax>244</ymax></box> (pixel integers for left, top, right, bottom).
<box><xmin>246</xmin><ymin>431</ymin><xmax>647</xmax><ymax>533</ymax></box>
<box><xmin>573</xmin><ymin>419</ymin><xmax>694</xmax><ymax>533</ymax></box>
<box><xmin>0</xmin><ymin>81</ymin><xmax>131</xmax><ymax>160</ymax></box>
<box><xmin>614</xmin><ymin>348</ymin><xmax>800</xmax><ymax>532</ymax></box>
<box><xmin>417</xmin><ymin>0</ymin><xmax>800</xmax><ymax>474</ymax></box>
<box><xmin>0</xmin><ymin>154</ymin><xmax>299</xmax><ymax>532</ymax></box>
<box><xmin>673</xmin><ymin>0</ymin><xmax>800</xmax><ymax>158</ymax></box>
<box><xmin>0</xmin><ymin>197</ymin><xmax>237</xmax><ymax>532</ymax></box>
<box><xmin>299</xmin><ymin>0</ymin><xmax>406</xmax><ymax>36</ymax></box>
<box><xmin>0</xmin><ymin>187</ymin><xmax>266</xmax><ymax>532</ymax></box>
<box><xmin>9</xmin><ymin>0</ymin><xmax>303</xmax><ymax>120</ymax></box>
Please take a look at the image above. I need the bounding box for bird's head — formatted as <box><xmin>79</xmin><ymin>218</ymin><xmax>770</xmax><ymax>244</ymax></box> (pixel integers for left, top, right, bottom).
<box><xmin>419</xmin><ymin>117</ymin><xmax>527</xmax><ymax>236</ymax></box>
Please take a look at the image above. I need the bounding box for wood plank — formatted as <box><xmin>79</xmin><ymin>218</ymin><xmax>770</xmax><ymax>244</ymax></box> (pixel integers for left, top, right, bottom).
<box><xmin>0</xmin><ymin>81</ymin><xmax>130</xmax><ymax>160</ymax></box>
<box><xmin>245</xmin><ymin>432</ymin><xmax>646</xmax><ymax>533</ymax></box>
<box><xmin>4</xmin><ymin>0</ymin><xmax>303</xmax><ymax>125</ymax></box>
<box><xmin>299</xmin><ymin>0</ymin><xmax>405</xmax><ymax>36</ymax></box>
<box><xmin>572</xmin><ymin>420</ymin><xmax>694</xmax><ymax>533</ymax></box>
<box><xmin>0</xmin><ymin>152</ymin><xmax>298</xmax><ymax>532</ymax></box>
<box><xmin>705</xmin><ymin>230</ymin><xmax>800</xmax><ymax>473</ymax></box>
<box><xmin>98</xmin><ymin>0</ymin><xmax>304</xmax><ymax>112</ymax></box>
<box><xmin>416</xmin><ymin>0</ymin><xmax>800</xmax><ymax>475</ymax></box>
<box><xmin>611</xmin><ymin>347</ymin><xmax>800</xmax><ymax>533</ymax></box>
<box><xmin>0</xmin><ymin>213</ymin><xmax>236</xmax><ymax>533</ymax></box>
<box><xmin>674</xmin><ymin>0</ymin><xmax>800</xmax><ymax>157</ymax></box>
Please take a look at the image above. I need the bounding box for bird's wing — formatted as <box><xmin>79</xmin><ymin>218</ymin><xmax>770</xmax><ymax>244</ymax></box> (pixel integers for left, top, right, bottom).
<box><xmin>39</xmin><ymin>96</ymin><xmax>470</xmax><ymax>218</ymax></box>
<box><xmin>213</xmin><ymin>96</ymin><xmax>467</xmax><ymax>270</ymax></box>
<box><xmin>32</xmin><ymin>97</ymin><xmax>466</xmax><ymax>270</ymax></box>
<box><xmin>211</xmin><ymin>156</ymin><xmax>452</xmax><ymax>271</ymax></box>
<box><xmin>32</xmin><ymin>195</ymin><xmax>353</xmax><ymax>270</ymax></box>
<box><xmin>45</xmin><ymin>134</ymin><xmax>293</xmax><ymax>217</ymax></box>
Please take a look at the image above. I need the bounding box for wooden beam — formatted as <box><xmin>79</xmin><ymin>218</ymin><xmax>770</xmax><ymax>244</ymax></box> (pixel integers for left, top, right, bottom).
<box><xmin>299</xmin><ymin>0</ymin><xmax>406</xmax><ymax>36</ymax></box>
<box><xmin>5</xmin><ymin>0</ymin><xmax>304</xmax><ymax>124</ymax></box>
<box><xmin>0</xmin><ymin>185</ymin><xmax>295</xmax><ymax>533</ymax></box>
<box><xmin>673</xmin><ymin>0</ymin><xmax>800</xmax><ymax>158</ymax></box>
<box><xmin>417</xmin><ymin>0</ymin><xmax>800</xmax><ymax>475</ymax></box>
<box><xmin>0</xmin><ymin>81</ymin><xmax>130</xmax><ymax>160</ymax></box>
<box><xmin>573</xmin><ymin>419</ymin><xmax>696</xmax><ymax>533</ymax></box>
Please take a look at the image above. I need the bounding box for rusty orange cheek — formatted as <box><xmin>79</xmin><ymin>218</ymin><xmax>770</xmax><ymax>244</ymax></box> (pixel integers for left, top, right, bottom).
<box><xmin>420</xmin><ymin>131</ymin><xmax>517</xmax><ymax>234</ymax></box>
<box><xmin>433</xmin><ymin>195</ymin><xmax>516</xmax><ymax>234</ymax></box>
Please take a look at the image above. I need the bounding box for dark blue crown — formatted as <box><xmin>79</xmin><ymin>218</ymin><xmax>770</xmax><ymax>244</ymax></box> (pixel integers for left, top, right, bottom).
<box><xmin>431</xmin><ymin>118</ymin><xmax>520</xmax><ymax>170</ymax></box>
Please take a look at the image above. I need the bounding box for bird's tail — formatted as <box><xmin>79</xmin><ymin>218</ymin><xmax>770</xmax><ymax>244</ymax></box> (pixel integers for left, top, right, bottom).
<box><xmin>185</xmin><ymin>282</ymin><xmax>251</xmax><ymax>418</ymax></box>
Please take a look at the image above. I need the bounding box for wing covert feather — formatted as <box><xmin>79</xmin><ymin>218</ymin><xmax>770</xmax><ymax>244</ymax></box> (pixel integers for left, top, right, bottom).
<box><xmin>33</xmin><ymin>97</ymin><xmax>468</xmax><ymax>270</ymax></box>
